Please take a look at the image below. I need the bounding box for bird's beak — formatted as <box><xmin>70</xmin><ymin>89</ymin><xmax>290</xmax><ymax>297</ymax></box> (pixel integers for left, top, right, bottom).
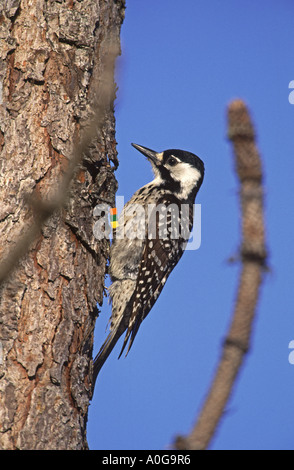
<box><xmin>131</xmin><ymin>143</ymin><xmax>163</xmax><ymax>166</ymax></box>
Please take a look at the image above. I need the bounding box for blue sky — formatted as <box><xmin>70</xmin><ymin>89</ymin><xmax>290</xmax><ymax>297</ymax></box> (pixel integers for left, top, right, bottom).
<box><xmin>88</xmin><ymin>0</ymin><xmax>294</xmax><ymax>450</ymax></box>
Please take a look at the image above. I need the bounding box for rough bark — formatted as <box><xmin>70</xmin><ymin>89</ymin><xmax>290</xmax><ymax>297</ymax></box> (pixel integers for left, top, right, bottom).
<box><xmin>0</xmin><ymin>0</ymin><xmax>125</xmax><ymax>450</ymax></box>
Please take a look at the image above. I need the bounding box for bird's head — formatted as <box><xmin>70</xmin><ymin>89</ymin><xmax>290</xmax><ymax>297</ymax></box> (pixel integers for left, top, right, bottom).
<box><xmin>131</xmin><ymin>143</ymin><xmax>204</xmax><ymax>200</ymax></box>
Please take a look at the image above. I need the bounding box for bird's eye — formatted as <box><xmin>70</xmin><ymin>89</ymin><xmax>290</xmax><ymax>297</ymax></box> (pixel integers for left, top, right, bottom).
<box><xmin>167</xmin><ymin>156</ymin><xmax>177</xmax><ymax>166</ymax></box>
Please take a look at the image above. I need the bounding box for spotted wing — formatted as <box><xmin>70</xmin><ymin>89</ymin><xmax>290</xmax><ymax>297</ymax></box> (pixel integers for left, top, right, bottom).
<box><xmin>119</xmin><ymin>195</ymin><xmax>193</xmax><ymax>357</ymax></box>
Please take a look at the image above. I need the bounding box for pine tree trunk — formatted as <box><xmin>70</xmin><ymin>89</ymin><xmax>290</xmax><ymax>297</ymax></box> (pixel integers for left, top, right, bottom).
<box><xmin>0</xmin><ymin>0</ymin><xmax>124</xmax><ymax>450</ymax></box>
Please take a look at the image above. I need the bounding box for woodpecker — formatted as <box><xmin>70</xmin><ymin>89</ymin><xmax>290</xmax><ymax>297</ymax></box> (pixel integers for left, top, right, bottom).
<box><xmin>92</xmin><ymin>143</ymin><xmax>204</xmax><ymax>387</ymax></box>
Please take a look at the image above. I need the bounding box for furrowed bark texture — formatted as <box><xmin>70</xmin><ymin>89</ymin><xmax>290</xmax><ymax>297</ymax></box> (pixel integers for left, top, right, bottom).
<box><xmin>0</xmin><ymin>0</ymin><xmax>125</xmax><ymax>450</ymax></box>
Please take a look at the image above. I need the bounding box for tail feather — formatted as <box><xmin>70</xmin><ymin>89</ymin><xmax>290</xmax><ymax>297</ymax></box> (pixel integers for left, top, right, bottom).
<box><xmin>117</xmin><ymin>315</ymin><xmax>142</xmax><ymax>359</ymax></box>
<box><xmin>92</xmin><ymin>326</ymin><xmax>124</xmax><ymax>391</ymax></box>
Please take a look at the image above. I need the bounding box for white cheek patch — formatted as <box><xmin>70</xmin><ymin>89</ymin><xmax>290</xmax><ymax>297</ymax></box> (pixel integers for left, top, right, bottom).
<box><xmin>172</xmin><ymin>162</ymin><xmax>201</xmax><ymax>185</ymax></box>
<box><xmin>171</xmin><ymin>162</ymin><xmax>202</xmax><ymax>198</ymax></box>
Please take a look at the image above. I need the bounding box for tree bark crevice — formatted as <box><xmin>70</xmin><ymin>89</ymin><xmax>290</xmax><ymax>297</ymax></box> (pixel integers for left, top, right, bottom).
<box><xmin>0</xmin><ymin>0</ymin><xmax>125</xmax><ymax>450</ymax></box>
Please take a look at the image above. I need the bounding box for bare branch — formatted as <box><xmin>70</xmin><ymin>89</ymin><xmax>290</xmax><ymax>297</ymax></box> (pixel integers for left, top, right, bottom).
<box><xmin>174</xmin><ymin>99</ymin><xmax>268</xmax><ymax>450</ymax></box>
